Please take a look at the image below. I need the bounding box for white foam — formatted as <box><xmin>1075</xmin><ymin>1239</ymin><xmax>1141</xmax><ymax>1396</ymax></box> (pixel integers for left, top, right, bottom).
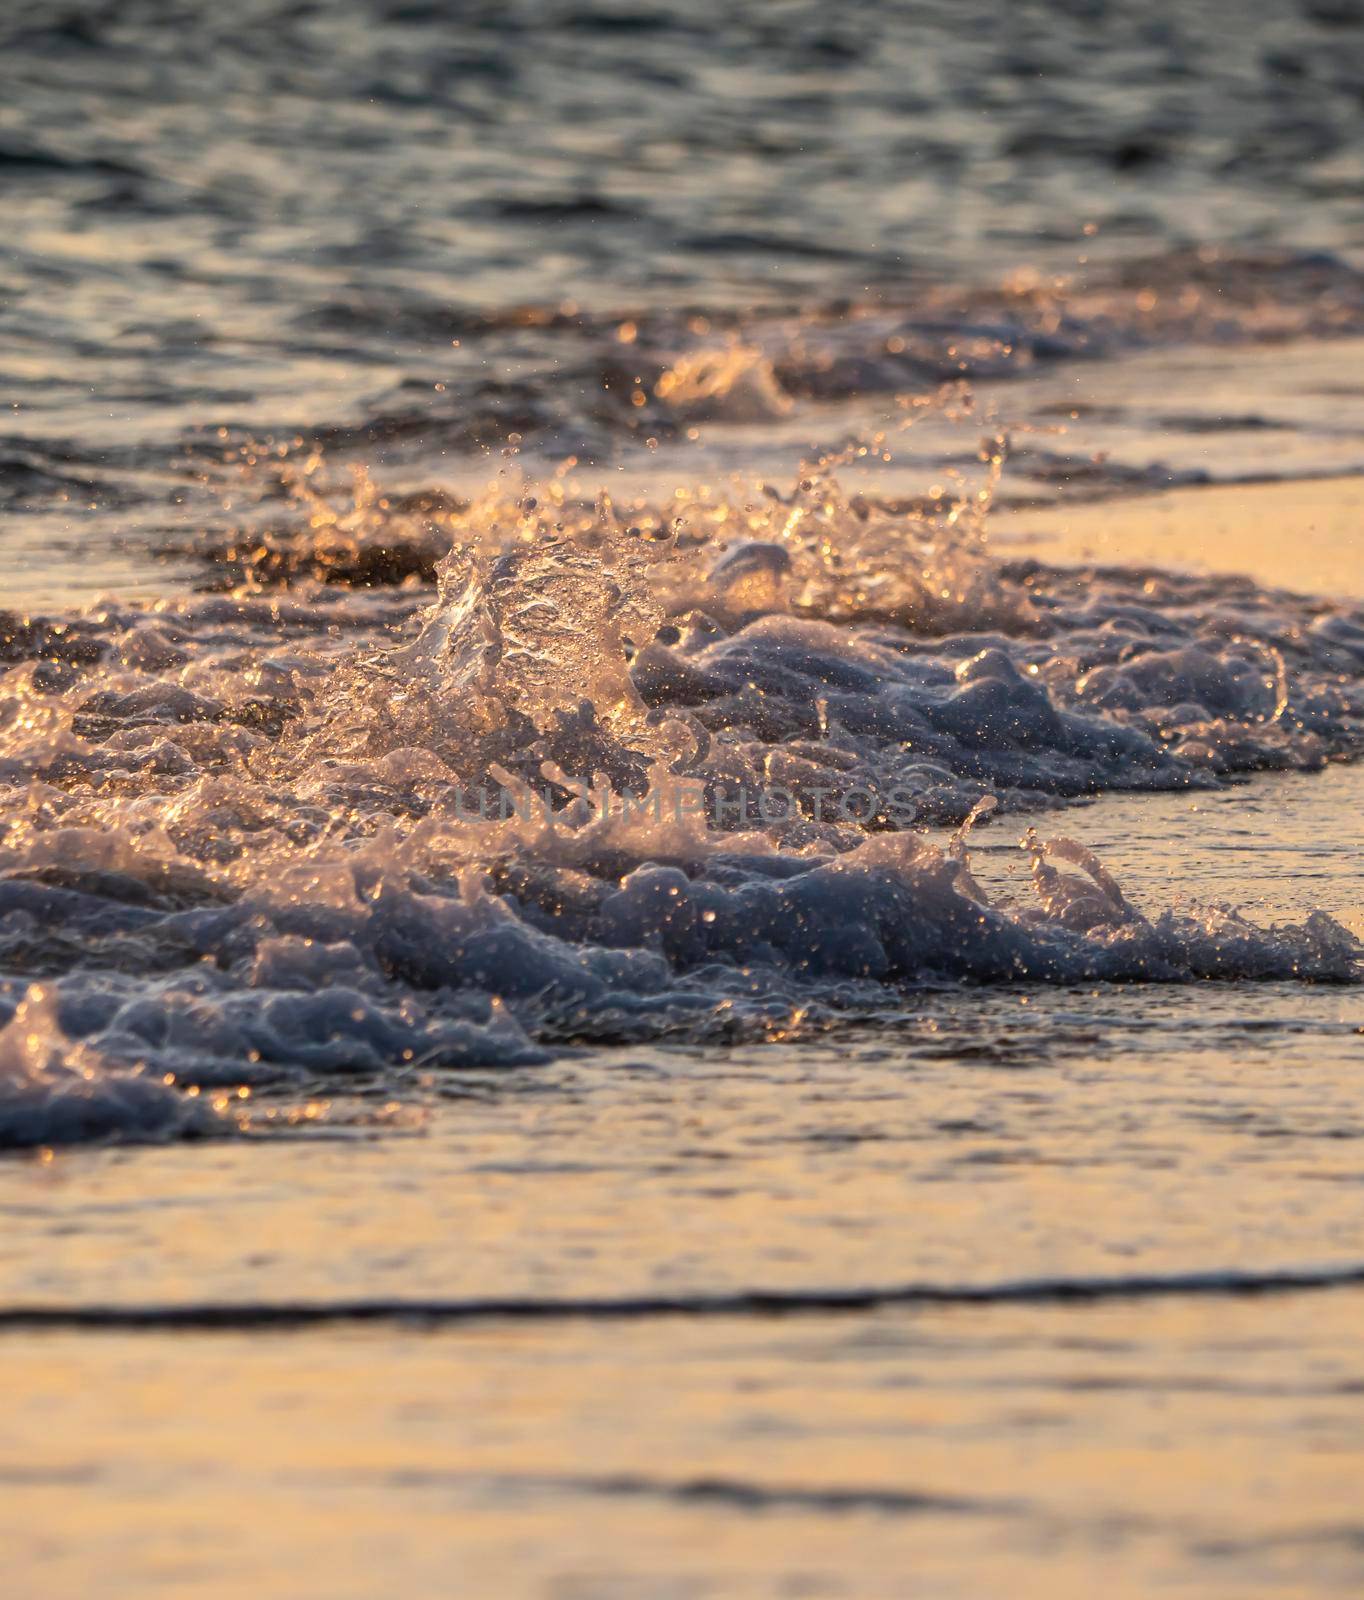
<box><xmin>0</xmin><ymin>463</ymin><xmax>1360</xmax><ymax>1143</ymax></box>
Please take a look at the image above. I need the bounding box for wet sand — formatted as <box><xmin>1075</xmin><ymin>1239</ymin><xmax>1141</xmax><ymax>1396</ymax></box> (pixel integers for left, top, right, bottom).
<box><xmin>995</xmin><ymin>473</ymin><xmax>1364</xmax><ymax>600</ymax></box>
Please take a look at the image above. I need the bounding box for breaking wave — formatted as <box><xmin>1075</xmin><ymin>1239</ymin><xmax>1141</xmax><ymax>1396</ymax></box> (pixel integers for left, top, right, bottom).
<box><xmin>1</xmin><ymin>456</ymin><xmax>1361</xmax><ymax>1146</ymax></box>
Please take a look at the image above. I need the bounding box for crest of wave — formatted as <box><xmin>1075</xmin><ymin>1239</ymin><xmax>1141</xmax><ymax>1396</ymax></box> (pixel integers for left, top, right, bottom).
<box><xmin>273</xmin><ymin>481</ymin><xmax>698</xmax><ymax>810</ymax></box>
<box><xmin>273</xmin><ymin>421</ymin><xmax>1025</xmax><ymax>790</ymax></box>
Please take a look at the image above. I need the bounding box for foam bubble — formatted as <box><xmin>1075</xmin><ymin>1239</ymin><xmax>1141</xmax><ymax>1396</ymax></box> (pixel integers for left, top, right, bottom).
<box><xmin>0</xmin><ymin>463</ymin><xmax>1359</xmax><ymax>1144</ymax></box>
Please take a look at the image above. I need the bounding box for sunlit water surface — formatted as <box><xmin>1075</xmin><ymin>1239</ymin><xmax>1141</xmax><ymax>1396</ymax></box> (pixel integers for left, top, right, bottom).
<box><xmin>4</xmin><ymin>1</ymin><xmax>1364</xmax><ymax>1595</ymax></box>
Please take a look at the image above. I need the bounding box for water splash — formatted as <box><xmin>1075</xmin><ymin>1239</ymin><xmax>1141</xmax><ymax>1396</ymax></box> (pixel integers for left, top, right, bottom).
<box><xmin>0</xmin><ymin>455</ymin><xmax>1360</xmax><ymax>1145</ymax></box>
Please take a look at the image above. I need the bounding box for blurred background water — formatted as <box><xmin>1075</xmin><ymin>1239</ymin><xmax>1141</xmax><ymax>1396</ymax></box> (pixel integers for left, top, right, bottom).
<box><xmin>5</xmin><ymin>0</ymin><xmax>1364</xmax><ymax>597</ymax></box>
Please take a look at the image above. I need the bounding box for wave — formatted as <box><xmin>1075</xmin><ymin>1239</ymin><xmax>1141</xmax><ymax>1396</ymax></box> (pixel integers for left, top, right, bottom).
<box><xmin>1</xmin><ymin>460</ymin><xmax>1361</xmax><ymax>1146</ymax></box>
<box><xmin>373</xmin><ymin>1470</ymin><xmax>1011</xmax><ymax>1517</ymax></box>
<box><xmin>6</xmin><ymin>1260</ymin><xmax>1364</xmax><ymax>1331</ymax></box>
<box><xmin>172</xmin><ymin>251</ymin><xmax>1364</xmax><ymax>477</ymax></box>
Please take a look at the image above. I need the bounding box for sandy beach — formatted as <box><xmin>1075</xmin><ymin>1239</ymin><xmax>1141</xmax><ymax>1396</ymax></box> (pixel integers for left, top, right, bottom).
<box><xmin>997</xmin><ymin>474</ymin><xmax>1364</xmax><ymax>600</ymax></box>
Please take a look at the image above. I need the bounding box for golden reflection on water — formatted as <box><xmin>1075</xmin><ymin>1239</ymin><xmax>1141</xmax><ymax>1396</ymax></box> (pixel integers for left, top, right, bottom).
<box><xmin>4</xmin><ymin>1293</ymin><xmax>1362</xmax><ymax>1599</ymax></box>
<box><xmin>3</xmin><ymin>756</ymin><xmax>1360</xmax><ymax>1593</ymax></box>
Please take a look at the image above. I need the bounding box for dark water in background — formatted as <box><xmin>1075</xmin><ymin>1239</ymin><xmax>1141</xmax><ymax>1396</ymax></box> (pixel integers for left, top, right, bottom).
<box><xmin>5</xmin><ymin>0</ymin><xmax>1364</xmax><ymax>541</ymax></box>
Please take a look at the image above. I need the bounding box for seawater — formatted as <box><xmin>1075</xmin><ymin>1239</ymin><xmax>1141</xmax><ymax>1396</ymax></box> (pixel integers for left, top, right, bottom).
<box><xmin>3</xmin><ymin>3</ymin><xmax>1364</xmax><ymax>1596</ymax></box>
<box><xmin>2</xmin><ymin>453</ymin><xmax>1361</xmax><ymax>1143</ymax></box>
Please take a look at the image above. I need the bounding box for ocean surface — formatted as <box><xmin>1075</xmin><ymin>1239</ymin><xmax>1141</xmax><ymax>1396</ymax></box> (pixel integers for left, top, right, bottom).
<box><xmin>3</xmin><ymin>1</ymin><xmax>1364</xmax><ymax>1594</ymax></box>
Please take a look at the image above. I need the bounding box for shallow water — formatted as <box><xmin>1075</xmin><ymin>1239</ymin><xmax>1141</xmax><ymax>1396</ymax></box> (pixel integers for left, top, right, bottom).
<box><xmin>4</xmin><ymin>1</ymin><xmax>1364</xmax><ymax>1594</ymax></box>
<box><xmin>2</xmin><ymin>763</ymin><xmax>1362</xmax><ymax>1596</ymax></box>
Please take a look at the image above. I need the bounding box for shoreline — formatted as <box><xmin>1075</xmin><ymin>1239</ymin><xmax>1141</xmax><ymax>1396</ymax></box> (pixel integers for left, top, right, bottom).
<box><xmin>992</xmin><ymin>472</ymin><xmax>1364</xmax><ymax>600</ymax></box>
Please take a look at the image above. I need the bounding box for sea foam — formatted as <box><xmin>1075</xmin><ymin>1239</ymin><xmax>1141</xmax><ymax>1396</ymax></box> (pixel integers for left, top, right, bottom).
<box><xmin>0</xmin><ymin>462</ymin><xmax>1360</xmax><ymax>1143</ymax></box>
